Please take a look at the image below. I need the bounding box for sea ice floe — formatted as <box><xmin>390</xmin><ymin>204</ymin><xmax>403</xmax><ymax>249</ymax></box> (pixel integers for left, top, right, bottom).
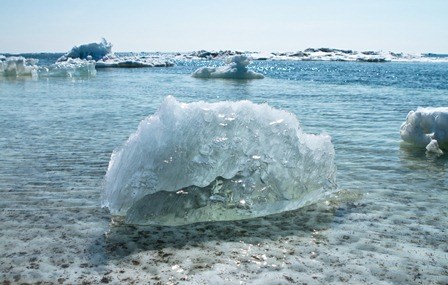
<box><xmin>96</xmin><ymin>54</ymin><xmax>174</xmax><ymax>68</ymax></box>
<box><xmin>180</xmin><ymin>48</ymin><xmax>448</xmax><ymax>63</ymax></box>
<box><xmin>0</xmin><ymin>56</ymin><xmax>96</xmax><ymax>78</ymax></box>
<box><xmin>192</xmin><ymin>55</ymin><xmax>264</xmax><ymax>79</ymax></box>
<box><xmin>39</xmin><ymin>58</ymin><xmax>97</xmax><ymax>77</ymax></box>
<box><xmin>0</xmin><ymin>56</ymin><xmax>38</xmax><ymax>77</ymax></box>
<box><xmin>102</xmin><ymin>96</ymin><xmax>336</xmax><ymax>225</ymax></box>
<box><xmin>400</xmin><ymin>107</ymin><xmax>448</xmax><ymax>154</ymax></box>
<box><xmin>187</xmin><ymin>50</ymin><xmax>241</xmax><ymax>60</ymax></box>
<box><xmin>58</xmin><ymin>38</ymin><xmax>174</xmax><ymax>68</ymax></box>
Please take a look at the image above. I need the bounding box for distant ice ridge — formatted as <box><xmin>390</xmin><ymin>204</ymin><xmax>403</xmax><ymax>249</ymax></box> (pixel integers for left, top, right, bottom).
<box><xmin>400</xmin><ymin>107</ymin><xmax>448</xmax><ymax>154</ymax></box>
<box><xmin>96</xmin><ymin>53</ymin><xmax>174</xmax><ymax>68</ymax></box>
<box><xmin>192</xmin><ymin>55</ymin><xmax>264</xmax><ymax>79</ymax></box>
<box><xmin>178</xmin><ymin>48</ymin><xmax>448</xmax><ymax>63</ymax></box>
<box><xmin>58</xmin><ymin>38</ymin><xmax>174</xmax><ymax>68</ymax></box>
<box><xmin>102</xmin><ymin>96</ymin><xmax>336</xmax><ymax>226</ymax></box>
<box><xmin>0</xmin><ymin>56</ymin><xmax>95</xmax><ymax>78</ymax></box>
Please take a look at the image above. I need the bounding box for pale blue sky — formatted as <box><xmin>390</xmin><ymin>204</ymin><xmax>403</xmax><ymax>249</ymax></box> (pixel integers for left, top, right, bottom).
<box><xmin>1</xmin><ymin>0</ymin><xmax>447</xmax><ymax>53</ymax></box>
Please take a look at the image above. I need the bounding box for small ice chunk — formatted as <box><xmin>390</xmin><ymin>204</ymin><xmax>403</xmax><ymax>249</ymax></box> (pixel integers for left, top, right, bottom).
<box><xmin>426</xmin><ymin>139</ymin><xmax>444</xmax><ymax>155</ymax></box>
<box><xmin>192</xmin><ymin>55</ymin><xmax>264</xmax><ymax>79</ymax></box>
<box><xmin>0</xmin><ymin>56</ymin><xmax>38</xmax><ymax>77</ymax></box>
<box><xmin>400</xmin><ymin>107</ymin><xmax>448</xmax><ymax>151</ymax></box>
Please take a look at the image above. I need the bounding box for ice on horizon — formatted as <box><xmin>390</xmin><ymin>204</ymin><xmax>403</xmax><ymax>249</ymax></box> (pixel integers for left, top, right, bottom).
<box><xmin>58</xmin><ymin>38</ymin><xmax>174</xmax><ymax>68</ymax></box>
<box><xmin>400</xmin><ymin>107</ymin><xmax>448</xmax><ymax>154</ymax></box>
<box><xmin>96</xmin><ymin>54</ymin><xmax>174</xmax><ymax>68</ymax></box>
<box><xmin>192</xmin><ymin>55</ymin><xmax>264</xmax><ymax>79</ymax></box>
<box><xmin>180</xmin><ymin>47</ymin><xmax>448</xmax><ymax>63</ymax></box>
<box><xmin>102</xmin><ymin>96</ymin><xmax>336</xmax><ymax>226</ymax></box>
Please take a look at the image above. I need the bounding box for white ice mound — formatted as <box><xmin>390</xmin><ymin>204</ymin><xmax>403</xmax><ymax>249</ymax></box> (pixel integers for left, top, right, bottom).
<box><xmin>192</xmin><ymin>55</ymin><xmax>264</xmax><ymax>79</ymax></box>
<box><xmin>102</xmin><ymin>96</ymin><xmax>336</xmax><ymax>226</ymax></box>
<box><xmin>58</xmin><ymin>38</ymin><xmax>112</xmax><ymax>61</ymax></box>
<box><xmin>0</xmin><ymin>56</ymin><xmax>38</xmax><ymax>77</ymax></box>
<box><xmin>400</xmin><ymin>107</ymin><xmax>448</xmax><ymax>153</ymax></box>
<box><xmin>0</xmin><ymin>56</ymin><xmax>96</xmax><ymax>78</ymax></box>
<box><xmin>39</xmin><ymin>58</ymin><xmax>97</xmax><ymax>77</ymax></box>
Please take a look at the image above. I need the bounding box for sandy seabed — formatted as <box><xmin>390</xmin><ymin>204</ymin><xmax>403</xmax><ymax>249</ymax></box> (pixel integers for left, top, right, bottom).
<box><xmin>1</xmin><ymin>186</ymin><xmax>447</xmax><ymax>285</ymax></box>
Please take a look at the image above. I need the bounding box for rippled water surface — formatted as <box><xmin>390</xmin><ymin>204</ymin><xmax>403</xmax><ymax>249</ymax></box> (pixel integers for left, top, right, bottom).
<box><xmin>1</xmin><ymin>59</ymin><xmax>447</xmax><ymax>284</ymax></box>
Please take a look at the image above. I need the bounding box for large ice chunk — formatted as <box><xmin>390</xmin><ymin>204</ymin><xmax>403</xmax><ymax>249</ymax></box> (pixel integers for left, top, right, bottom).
<box><xmin>57</xmin><ymin>39</ymin><xmax>174</xmax><ymax>68</ymax></box>
<box><xmin>192</xmin><ymin>55</ymin><xmax>264</xmax><ymax>79</ymax></box>
<box><xmin>102</xmin><ymin>96</ymin><xmax>336</xmax><ymax>225</ymax></box>
<box><xmin>58</xmin><ymin>38</ymin><xmax>112</xmax><ymax>61</ymax></box>
<box><xmin>400</xmin><ymin>107</ymin><xmax>448</xmax><ymax>153</ymax></box>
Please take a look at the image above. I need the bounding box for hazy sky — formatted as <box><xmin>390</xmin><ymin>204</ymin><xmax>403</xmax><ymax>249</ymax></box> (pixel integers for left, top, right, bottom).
<box><xmin>2</xmin><ymin>0</ymin><xmax>447</xmax><ymax>53</ymax></box>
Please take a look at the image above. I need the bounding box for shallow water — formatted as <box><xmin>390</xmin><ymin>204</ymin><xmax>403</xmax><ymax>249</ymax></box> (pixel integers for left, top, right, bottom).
<box><xmin>0</xmin><ymin>59</ymin><xmax>447</xmax><ymax>284</ymax></box>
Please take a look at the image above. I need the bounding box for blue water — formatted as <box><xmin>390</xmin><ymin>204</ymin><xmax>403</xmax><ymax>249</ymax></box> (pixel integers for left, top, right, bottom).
<box><xmin>1</xmin><ymin>57</ymin><xmax>447</xmax><ymax>283</ymax></box>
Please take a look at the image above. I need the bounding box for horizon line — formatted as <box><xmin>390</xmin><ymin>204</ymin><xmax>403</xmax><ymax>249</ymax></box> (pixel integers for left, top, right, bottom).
<box><xmin>2</xmin><ymin>48</ymin><xmax>447</xmax><ymax>55</ymax></box>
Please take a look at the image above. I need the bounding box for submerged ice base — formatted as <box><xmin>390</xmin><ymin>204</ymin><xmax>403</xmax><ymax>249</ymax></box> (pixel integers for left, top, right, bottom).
<box><xmin>102</xmin><ymin>96</ymin><xmax>336</xmax><ymax>225</ymax></box>
<box><xmin>400</xmin><ymin>107</ymin><xmax>448</xmax><ymax>154</ymax></box>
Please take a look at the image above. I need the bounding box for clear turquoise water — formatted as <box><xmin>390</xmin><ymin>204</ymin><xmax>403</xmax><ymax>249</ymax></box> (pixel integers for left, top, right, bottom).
<box><xmin>2</xmin><ymin>60</ymin><xmax>446</xmax><ymax>195</ymax></box>
<box><xmin>1</xmin><ymin>59</ymin><xmax>447</xmax><ymax>283</ymax></box>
